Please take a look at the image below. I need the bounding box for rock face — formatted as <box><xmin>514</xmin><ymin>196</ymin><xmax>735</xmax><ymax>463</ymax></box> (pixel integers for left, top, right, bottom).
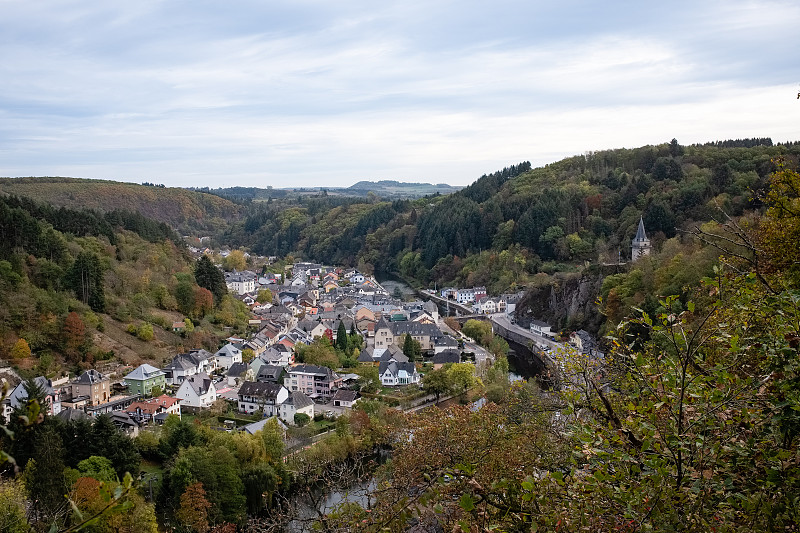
<box><xmin>515</xmin><ymin>273</ymin><xmax>604</xmax><ymax>334</ymax></box>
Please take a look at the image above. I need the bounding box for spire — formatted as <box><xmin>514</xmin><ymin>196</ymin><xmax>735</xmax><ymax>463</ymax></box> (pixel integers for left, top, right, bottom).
<box><xmin>634</xmin><ymin>217</ymin><xmax>647</xmax><ymax>242</ymax></box>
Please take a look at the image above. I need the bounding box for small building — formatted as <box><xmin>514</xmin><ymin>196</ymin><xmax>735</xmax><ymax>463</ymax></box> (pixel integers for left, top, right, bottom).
<box><xmin>124</xmin><ymin>364</ymin><xmax>166</xmax><ymax>396</ymax></box>
<box><xmin>226</xmin><ymin>362</ymin><xmax>251</xmax><ymax>386</ymax></box>
<box><xmin>215</xmin><ymin>343</ymin><xmax>243</xmax><ymax>370</ymax></box>
<box><xmin>72</xmin><ymin>369</ymin><xmax>111</xmax><ymax>406</ymax></box>
<box><xmin>434</xmin><ymin>335</ymin><xmax>459</xmax><ymax>354</ymax></box>
<box><xmin>176</xmin><ymin>373</ymin><xmax>217</xmax><ymax>409</ymax></box>
<box><xmin>277</xmin><ymin>391</ymin><xmax>315</xmax><ymax>425</ymax></box>
<box><xmin>530</xmin><ymin>320</ymin><xmax>554</xmax><ymax>339</ymax></box>
<box><xmin>432</xmin><ymin>349</ymin><xmax>461</xmax><ymax>370</ymax></box>
<box><xmin>331</xmin><ymin>389</ymin><xmax>359</xmax><ymax>408</ymax></box>
<box><xmin>256</xmin><ymin>364</ymin><xmax>284</xmax><ymax>384</ymax></box>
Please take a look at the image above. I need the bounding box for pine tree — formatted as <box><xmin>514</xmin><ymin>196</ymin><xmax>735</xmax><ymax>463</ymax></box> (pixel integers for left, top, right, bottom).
<box><xmin>336</xmin><ymin>321</ymin><xmax>348</xmax><ymax>353</ymax></box>
<box><xmin>403</xmin><ymin>333</ymin><xmax>416</xmax><ymax>362</ymax></box>
<box><xmin>194</xmin><ymin>256</ymin><xmax>227</xmax><ymax>303</ymax></box>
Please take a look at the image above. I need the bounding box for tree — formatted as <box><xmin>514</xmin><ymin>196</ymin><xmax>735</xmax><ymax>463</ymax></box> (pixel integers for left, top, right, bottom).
<box><xmin>242</xmin><ymin>348</ymin><xmax>255</xmax><ymax>363</ymax></box>
<box><xmin>447</xmin><ymin>362</ymin><xmax>476</xmax><ymax>396</ymax></box>
<box><xmin>462</xmin><ymin>319</ymin><xmax>492</xmax><ymax>345</ymax></box>
<box><xmin>256</xmin><ymin>289</ymin><xmax>273</xmax><ymax>304</ymax></box>
<box><xmin>166</xmin><ymin>445</ymin><xmax>246</xmax><ymax>524</ymax></box>
<box><xmin>176</xmin><ymin>482</ymin><xmax>212</xmax><ymax>533</ymax></box>
<box><xmin>9</xmin><ymin>338</ymin><xmax>31</xmax><ymax>360</ymax></box>
<box><xmin>24</xmin><ymin>426</ymin><xmax>68</xmax><ymax>526</ymax></box>
<box><xmin>335</xmin><ymin>321</ymin><xmax>348</xmax><ymax>353</ymax></box>
<box><xmin>89</xmin><ymin>415</ymin><xmax>141</xmax><ymax>478</ymax></box>
<box><xmin>76</xmin><ymin>455</ymin><xmax>117</xmax><ymax>482</ymax></box>
<box><xmin>222</xmin><ymin>250</ymin><xmax>247</xmax><ymax>272</ymax></box>
<box><xmin>63</xmin><ymin>311</ymin><xmax>87</xmax><ymax>362</ymax></box>
<box><xmin>421</xmin><ymin>368</ymin><xmax>452</xmax><ymax>402</ymax></box>
<box><xmin>0</xmin><ymin>479</ymin><xmax>30</xmax><ymax>533</ymax></box>
<box><xmin>192</xmin><ymin>286</ymin><xmax>214</xmax><ymax>318</ymax></box>
<box><xmin>195</xmin><ymin>256</ymin><xmax>227</xmax><ymax>303</ymax></box>
<box><xmin>294</xmin><ymin>413</ymin><xmax>311</xmax><ymax>427</ymax></box>
<box><xmin>402</xmin><ymin>333</ymin><xmax>414</xmax><ymax>359</ymax></box>
<box><xmin>136</xmin><ymin>322</ymin><xmax>154</xmax><ymax>341</ymax></box>
<box><xmin>176</xmin><ymin>280</ymin><xmax>196</xmax><ymax>316</ymax></box>
<box><xmin>298</xmin><ymin>338</ymin><xmax>339</xmax><ymax>369</ymax></box>
<box><xmin>355</xmin><ymin>365</ymin><xmax>380</xmax><ymax>394</ymax></box>
<box><xmin>66</xmin><ymin>251</ymin><xmax>105</xmax><ymax>312</ymax></box>
<box><xmin>487</xmin><ymin>336</ymin><xmax>509</xmax><ymax>358</ymax></box>
<box><xmin>402</xmin><ymin>333</ymin><xmax>421</xmax><ymax>362</ymax></box>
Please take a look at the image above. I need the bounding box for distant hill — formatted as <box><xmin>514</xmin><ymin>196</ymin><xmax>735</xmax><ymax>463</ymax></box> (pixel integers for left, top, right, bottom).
<box><xmin>0</xmin><ymin>177</ymin><xmax>243</xmax><ymax>234</ymax></box>
<box><xmin>344</xmin><ymin>180</ymin><xmax>462</xmax><ymax>198</ymax></box>
<box><xmin>199</xmin><ymin>180</ymin><xmax>463</xmax><ymax>202</ymax></box>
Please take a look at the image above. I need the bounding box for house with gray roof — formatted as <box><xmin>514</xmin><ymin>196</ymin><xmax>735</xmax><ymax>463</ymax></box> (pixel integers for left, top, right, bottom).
<box><xmin>124</xmin><ymin>363</ymin><xmax>167</xmax><ymax>396</ymax></box>
<box><xmin>9</xmin><ymin>376</ymin><xmax>61</xmax><ymax>415</ymax></box>
<box><xmin>176</xmin><ymin>373</ymin><xmax>217</xmax><ymax>409</ymax></box>
<box><xmin>374</xmin><ymin>317</ymin><xmax>442</xmax><ymax>352</ymax></box>
<box><xmin>433</xmin><ymin>349</ymin><xmax>462</xmax><ymax>369</ymax></box>
<box><xmin>215</xmin><ymin>343</ymin><xmax>243</xmax><ymax>370</ymax></box>
<box><xmin>277</xmin><ymin>391</ymin><xmax>315</xmax><ymax>425</ymax></box>
<box><xmin>379</xmin><ymin>361</ymin><xmax>420</xmax><ymax>387</ymax></box>
<box><xmin>256</xmin><ymin>364</ymin><xmax>284</xmax><ymax>383</ymax></box>
<box><xmin>72</xmin><ymin>369</ymin><xmax>111</xmax><ymax>406</ymax></box>
<box><xmin>238</xmin><ymin>381</ymin><xmax>289</xmax><ymax>417</ymax></box>
<box><xmin>434</xmin><ymin>335</ymin><xmax>459</xmax><ymax>354</ymax></box>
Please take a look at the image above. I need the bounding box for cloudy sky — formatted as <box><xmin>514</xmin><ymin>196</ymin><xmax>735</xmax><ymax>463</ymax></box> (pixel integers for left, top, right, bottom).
<box><xmin>1</xmin><ymin>1</ymin><xmax>798</xmax><ymax>188</ymax></box>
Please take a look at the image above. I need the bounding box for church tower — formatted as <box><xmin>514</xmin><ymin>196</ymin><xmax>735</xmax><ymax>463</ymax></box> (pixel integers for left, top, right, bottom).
<box><xmin>631</xmin><ymin>216</ymin><xmax>651</xmax><ymax>262</ymax></box>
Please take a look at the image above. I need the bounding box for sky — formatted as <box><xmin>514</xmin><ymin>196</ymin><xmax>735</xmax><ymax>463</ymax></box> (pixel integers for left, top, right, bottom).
<box><xmin>1</xmin><ymin>0</ymin><xmax>799</xmax><ymax>188</ymax></box>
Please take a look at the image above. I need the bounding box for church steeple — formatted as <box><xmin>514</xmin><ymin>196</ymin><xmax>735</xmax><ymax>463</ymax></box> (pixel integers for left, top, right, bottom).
<box><xmin>631</xmin><ymin>216</ymin><xmax>651</xmax><ymax>261</ymax></box>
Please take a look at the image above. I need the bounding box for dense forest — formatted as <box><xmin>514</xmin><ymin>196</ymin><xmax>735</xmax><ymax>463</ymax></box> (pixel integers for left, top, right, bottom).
<box><xmin>7</xmin><ymin>140</ymin><xmax>800</xmax><ymax>335</ymax></box>
<box><xmin>215</xmin><ymin>139</ymin><xmax>800</xmax><ymax>333</ymax></box>
<box><xmin>0</xmin><ymin>178</ymin><xmax>243</xmax><ymax>235</ymax></box>
<box><xmin>0</xmin><ymin>195</ymin><xmax>250</xmax><ymax>373</ymax></box>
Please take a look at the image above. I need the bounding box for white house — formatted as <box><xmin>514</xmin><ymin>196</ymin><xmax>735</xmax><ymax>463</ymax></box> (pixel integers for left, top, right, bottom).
<box><xmin>215</xmin><ymin>343</ymin><xmax>243</xmax><ymax>370</ymax></box>
<box><xmin>530</xmin><ymin>320</ymin><xmax>554</xmax><ymax>339</ymax></box>
<box><xmin>226</xmin><ymin>271</ymin><xmax>257</xmax><ymax>295</ymax></box>
<box><xmin>9</xmin><ymin>376</ymin><xmax>61</xmax><ymax>416</ymax></box>
<box><xmin>378</xmin><ymin>361</ymin><xmax>420</xmax><ymax>386</ymax></box>
<box><xmin>456</xmin><ymin>288</ymin><xmax>475</xmax><ymax>304</ymax></box>
<box><xmin>175</xmin><ymin>373</ymin><xmax>217</xmax><ymax>409</ymax></box>
<box><xmin>331</xmin><ymin>389</ymin><xmax>359</xmax><ymax>408</ymax></box>
<box><xmin>277</xmin><ymin>391</ymin><xmax>315</xmax><ymax>425</ymax></box>
<box><xmin>237</xmin><ymin>381</ymin><xmax>289</xmax><ymax>416</ymax></box>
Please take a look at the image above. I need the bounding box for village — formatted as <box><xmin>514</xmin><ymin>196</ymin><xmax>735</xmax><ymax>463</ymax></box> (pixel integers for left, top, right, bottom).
<box><xmin>0</xmin><ymin>260</ymin><xmax>488</xmax><ymax>437</ymax></box>
<box><xmin>1</xmin><ymin>217</ymin><xmax>624</xmax><ymax>446</ymax></box>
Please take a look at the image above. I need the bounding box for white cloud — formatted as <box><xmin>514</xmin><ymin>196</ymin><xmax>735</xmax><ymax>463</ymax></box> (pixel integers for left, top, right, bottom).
<box><xmin>1</xmin><ymin>0</ymin><xmax>798</xmax><ymax>186</ymax></box>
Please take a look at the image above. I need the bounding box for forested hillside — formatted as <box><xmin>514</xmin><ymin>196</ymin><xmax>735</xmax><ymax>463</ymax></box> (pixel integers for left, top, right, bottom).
<box><xmin>7</xmin><ymin>139</ymin><xmax>800</xmax><ymax>335</ymax></box>
<box><xmin>228</xmin><ymin>139</ymin><xmax>798</xmax><ymax>286</ymax></box>
<box><xmin>0</xmin><ymin>177</ymin><xmax>243</xmax><ymax>235</ymax></box>
<box><xmin>0</xmin><ymin>195</ymin><xmax>250</xmax><ymax>374</ymax></box>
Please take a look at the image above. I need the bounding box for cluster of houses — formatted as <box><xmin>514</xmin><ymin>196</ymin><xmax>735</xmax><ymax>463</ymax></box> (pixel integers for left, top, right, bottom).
<box><xmin>437</xmin><ymin>286</ymin><xmax>523</xmax><ymax>315</ymax></box>
<box><xmin>0</xmin><ymin>262</ymin><xmax>485</xmax><ymax>437</ymax></box>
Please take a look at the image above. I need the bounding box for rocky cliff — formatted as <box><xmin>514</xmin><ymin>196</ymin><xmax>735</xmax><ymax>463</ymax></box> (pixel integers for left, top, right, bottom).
<box><xmin>515</xmin><ymin>272</ymin><xmax>605</xmax><ymax>335</ymax></box>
